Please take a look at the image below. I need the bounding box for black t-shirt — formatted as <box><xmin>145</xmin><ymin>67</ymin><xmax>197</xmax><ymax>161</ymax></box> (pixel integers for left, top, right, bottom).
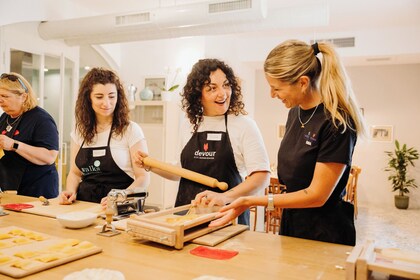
<box><xmin>277</xmin><ymin>103</ymin><xmax>357</xmax><ymax>203</ymax></box>
<box><xmin>0</xmin><ymin>106</ymin><xmax>59</xmax><ymax>198</ymax></box>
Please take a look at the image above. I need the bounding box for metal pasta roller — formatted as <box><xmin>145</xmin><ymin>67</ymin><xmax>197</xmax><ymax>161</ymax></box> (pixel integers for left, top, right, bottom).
<box><xmin>105</xmin><ymin>188</ymin><xmax>148</xmax><ymax>220</ymax></box>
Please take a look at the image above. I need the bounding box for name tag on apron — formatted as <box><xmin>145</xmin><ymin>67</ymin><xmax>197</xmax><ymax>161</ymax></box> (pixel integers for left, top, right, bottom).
<box><xmin>92</xmin><ymin>149</ymin><xmax>106</xmax><ymax>157</ymax></box>
<box><xmin>207</xmin><ymin>133</ymin><xmax>222</xmax><ymax>141</ymax></box>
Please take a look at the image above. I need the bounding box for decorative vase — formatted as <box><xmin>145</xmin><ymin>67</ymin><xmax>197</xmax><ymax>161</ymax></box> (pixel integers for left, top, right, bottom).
<box><xmin>140</xmin><ymin>87</ymin><xmax>154</xmax><ymax>101</ymax></box>
<box><xmin>394</xmin><ymin>195</ymin><xmax>409</xmax><ymax>209</ymax></box>
<box><xmin>161</xmin><ymin>90</ymin><xmax>172</xmax><ymax>101</ymax></box>
<box><xmin>127</xmin><ymin>84</ymin><xmax>137</xmax><ymax>102</ymax></box>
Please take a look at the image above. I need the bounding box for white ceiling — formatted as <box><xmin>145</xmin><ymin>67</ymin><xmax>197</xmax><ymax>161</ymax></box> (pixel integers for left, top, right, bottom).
<box><xmin>2</xmin><ymin>0</ymin><xmax>419</xmax><ymax>39</ymax></box>
<box><xmin>1</xmin><ymin>0</ymin><xmax>420</xmax><ymax>67</ymax></box>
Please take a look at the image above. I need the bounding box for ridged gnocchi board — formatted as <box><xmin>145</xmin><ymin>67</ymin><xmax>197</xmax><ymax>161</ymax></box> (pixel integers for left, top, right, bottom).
<box><xmin>0</xmin><ymin>226</ymin><xmax>102</xmax><ymax>278</ymax></box>
<box><xmin>20</xmin><ymin>198</ymin><xmax>102</xmax><ymax>218</ymax></box>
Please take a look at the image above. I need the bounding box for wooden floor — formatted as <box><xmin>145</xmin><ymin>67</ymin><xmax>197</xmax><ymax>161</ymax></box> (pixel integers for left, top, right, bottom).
<box><xmin>355</xmin><ymin>205</ymin><xmax>420</xmax><ymax>252</ymax></box>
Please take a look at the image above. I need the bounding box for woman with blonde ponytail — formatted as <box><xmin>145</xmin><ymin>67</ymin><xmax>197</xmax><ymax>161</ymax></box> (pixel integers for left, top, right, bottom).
<box><xmin>210</xmin><ymin>40</ymin><xmax>366</xmax><ymax>246</ymax></box>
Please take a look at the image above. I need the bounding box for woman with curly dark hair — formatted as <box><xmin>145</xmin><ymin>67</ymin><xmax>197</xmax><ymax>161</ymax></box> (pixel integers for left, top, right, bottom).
<box><xmin>136</xmin><ymin>59</ymin><xmax>270</xmax><ymax>225</ymax></box>
<box><xmin>59</xmin><ymin>67</ymin><xmax>150</xmax><ymax>205</ymax></box>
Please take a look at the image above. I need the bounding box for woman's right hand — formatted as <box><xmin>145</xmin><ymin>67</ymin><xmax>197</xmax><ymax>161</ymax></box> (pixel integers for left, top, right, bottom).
<box><xmin>59</xmin><ymin>191</ymin><xmax>76</xmax><ymax>205</ymax></box>
<box><xmin>134</xmin><ymin>150</ymin><xmax>150</xmax><ymax>170</ymax></box>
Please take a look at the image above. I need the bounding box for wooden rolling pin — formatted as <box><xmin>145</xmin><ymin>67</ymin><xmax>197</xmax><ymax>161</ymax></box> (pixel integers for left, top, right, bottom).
<box><xmin>143</xmin><ymin>157</ymin><xmax>228</xmax><ymax>191</ymax></box>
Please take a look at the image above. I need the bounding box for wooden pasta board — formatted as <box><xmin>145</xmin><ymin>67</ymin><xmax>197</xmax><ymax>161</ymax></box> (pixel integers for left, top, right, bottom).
<box><xmin>191</xmin><ymin>224</ymin><xmax>248</xmax><ymax>247</ymax></box>
<box><xmin>347</xmin><ymin>240</ymin><xmax>420</xmax><ymax>280</ymax></box>
<box><xmin>0</xmin><ymin>226</ymin><xmax>102</xmax><ymax>278</ymax></box>
<box><xmin>368</xmin><ymin>248</ymin><xmax>420</xmax><ymax>279</ymax></box>
<box><xmin>127</xmin><ymin>204</ymin><xmax>227</xmax><ymax>249</ymax></box>
<box><xmin>19</xmin><ymin>198</ymin><xmax>102</xmax><ymax>218</ymax></box>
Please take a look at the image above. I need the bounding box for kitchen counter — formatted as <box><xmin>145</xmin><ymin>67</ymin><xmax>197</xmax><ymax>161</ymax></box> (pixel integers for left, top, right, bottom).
<box><xmin>0</xmin><ymin>193</ymin><xmax>350</xmax><ymax>279</ymax></box>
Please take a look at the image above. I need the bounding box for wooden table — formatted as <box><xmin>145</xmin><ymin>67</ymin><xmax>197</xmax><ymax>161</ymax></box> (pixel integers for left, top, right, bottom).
<box><xmin>0</xmin><ymin>193</ymin><xmax>351</xmax><ymax>279</ymax></box>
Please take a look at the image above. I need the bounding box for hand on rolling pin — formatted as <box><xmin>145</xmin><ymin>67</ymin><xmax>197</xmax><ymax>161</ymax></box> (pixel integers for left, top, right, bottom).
<box><xmin>134</xmin><ymin>150</ymin><xmax>149</xmax><ymax>170</ymax></box>
<box><xmin>208</xmin><ymin>196</ymin><xmax>250</xmax><ymax>227</ymax></box>
<box><xmin>59</xmin><ymin>191</ymin><xmax>76</xmax><ymax>205</ymax></box>
<box><xmin>134</xmin><ymin>151</ymin><xmax>180</xmax><ymax>181</ymax></box>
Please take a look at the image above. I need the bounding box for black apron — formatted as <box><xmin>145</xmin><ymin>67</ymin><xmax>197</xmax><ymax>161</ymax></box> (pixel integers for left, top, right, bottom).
<box><xmin>280</xmin><ymin>200</ymin><xmax>356</xmax><ymax>246</ymax></box>
<box><xmin>0</xmin><ymin>115</ymin><xmax>25</xmax><ymax>191</ymax></box>
<box><xmin>177</xmin><ymin>115</ymin><xmax>249</xmax><ymax>225</ymax></box>
<box><xmin>75</xmin><ymin>128</ymin><xmax>133</xmax><ymax>203</ymax></box>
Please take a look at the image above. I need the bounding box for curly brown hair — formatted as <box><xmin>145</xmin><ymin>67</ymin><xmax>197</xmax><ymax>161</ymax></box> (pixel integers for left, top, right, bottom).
<box><xmin>181</xmin><ymin>59</ymin><xmax>246</xmax><ymax>131</ymax></box>
<box><xmin>75</xmin><ymin>67</ymin><xmax>130</xmax><ymax>144</ymax></box>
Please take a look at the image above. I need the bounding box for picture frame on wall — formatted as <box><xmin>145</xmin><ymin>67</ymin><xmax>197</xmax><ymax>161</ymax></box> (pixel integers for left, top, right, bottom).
<box><xmin>144</xmin><ymin>77</ymin><xmax>166</xmax><ymax>101</ymax></box>
<box><xmin>370</xmin><ymin>125</ymin><xmax>393</xmax><ymax>142</ymax></box>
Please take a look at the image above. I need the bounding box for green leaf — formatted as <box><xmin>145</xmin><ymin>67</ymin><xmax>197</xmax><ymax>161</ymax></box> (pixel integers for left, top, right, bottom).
<box><xmin>168</xmin><ymin>84</ymin><xmax>179</xmax><ymax>92</ymax></box>
<box><xmin>384</xmin><ymin>140</ymin><xmax>419</xmax><ymax>195</ymax></box>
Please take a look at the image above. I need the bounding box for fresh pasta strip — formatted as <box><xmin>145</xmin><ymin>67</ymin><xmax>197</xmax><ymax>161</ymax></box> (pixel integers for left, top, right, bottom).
<box><xmin>74</xmin><ymin>241</ymin><xmax>95</xmax><ymax>250</ymax></box>
<box><xmin>0</xmin><ymin>233</ymin><xmax>13</xmax><ymax>240</ymax></box>
<box><xmin>24</xmin><ymin>232</ymin><xmax>47</xmax><ymax>241</ymax></box>
<box><xmin>8</xmin><ymin>229</ymin><xmax>25</xmax><ymax>236</ymax></box>
<box><xmin>47</xmin><ymin>239</ymin><xmax>80</xmax><ymax>251</ymax></box>
<box><xmin>60</xmin><ymin>239</ymin><xmax>80</xmax><ymax>246</ymax></box>
<box><xmin>0</xmin><ymin>241</ymin><xmax>12</xmax><ymax>249</ymax></box>
<box><xmin>14</xmin><ymin>250</ymin><xmax>39</xmax><ymax>259</ymax></box>
<box><xmin>11</xmin><ymin>259</ymin><xmax>41</xmax><ymax>270</ymax></box>
<box><xmin>165</xmin><ymin>214</ymin><xmax>198</xmax><ymax>224</ymax></box>
<box><xmin>35</xmin><ymin>253</ymin><xmax>61</xmax><ymax>263</ymax></box>
<box><xmin>12</xmin><ymin>237</ymin><xmax>33</xmax><ymax>245</ymax></box>
<box><xmin>0</xmin><ymin>255</ymin><xmax>13</xmax><ymax>264</ymax></box>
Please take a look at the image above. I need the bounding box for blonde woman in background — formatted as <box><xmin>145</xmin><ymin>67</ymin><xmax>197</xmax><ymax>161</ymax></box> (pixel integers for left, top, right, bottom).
<box><xmin>0</xmin><ymin>72</ymin><xmax>59</xmax><ymax>198</ymax></box>
<box><xmin>209</xmin><ymin>40</ymin><xmax>367</xmax><ymax>246</ymax></box>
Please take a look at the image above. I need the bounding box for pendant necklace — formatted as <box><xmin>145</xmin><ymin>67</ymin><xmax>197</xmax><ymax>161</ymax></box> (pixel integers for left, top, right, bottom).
<box><xmin>298</xmin><ymin>104</ymin><xmax>319</xmax><ymax>128</ymax></box>
<box><xmin>6</xmin><ymin>115</ymin><xmax>22</xmax><ymax>132</ymax></box>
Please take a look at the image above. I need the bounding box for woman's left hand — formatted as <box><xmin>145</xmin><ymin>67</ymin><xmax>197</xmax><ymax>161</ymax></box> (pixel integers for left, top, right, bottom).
<box><xmin>194</xmin><ymin>190</ymin><xmax>231</xmax><ymax>208</ymax></box>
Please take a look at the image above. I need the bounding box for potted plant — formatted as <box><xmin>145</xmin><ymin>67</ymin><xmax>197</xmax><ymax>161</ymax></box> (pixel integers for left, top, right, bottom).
<box><xmin>160</xmin><ymin>67</ymin><xmax>181</xmax><ymax>101</ymax></box>
<box><xmin>385</xmin><ymin>140</ymin><xmax>419</xmax><ymax>209</ymax></box>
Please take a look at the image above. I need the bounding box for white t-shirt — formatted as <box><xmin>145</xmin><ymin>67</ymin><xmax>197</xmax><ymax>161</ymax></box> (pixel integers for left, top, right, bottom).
<box><xmin>179</xmin><ymin>114</ymin><xmax>270</xmax><ymax>180</ymax></box>
<box><xmin>71</xmin><ymin>121</ymin><xmax>145</xmax><ymax>179</ymax></box>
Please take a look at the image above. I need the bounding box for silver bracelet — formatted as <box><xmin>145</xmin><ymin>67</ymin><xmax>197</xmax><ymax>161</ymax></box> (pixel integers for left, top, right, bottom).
<box><xmin>144</xmin><ymin>166</ymin><xmax>151</xmax><ymax>172</ymax></box>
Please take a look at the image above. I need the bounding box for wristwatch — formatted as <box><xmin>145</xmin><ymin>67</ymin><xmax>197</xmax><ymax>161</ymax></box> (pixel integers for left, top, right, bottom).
<box><xmin>12</xmin><ymin>141</ymin><xmax>19</xmax><ymax>152</ymax></box>
<box><xmin>267</xmin><ymin>193</ymin><xmax>275</xmax><ymax>211</ymax></box>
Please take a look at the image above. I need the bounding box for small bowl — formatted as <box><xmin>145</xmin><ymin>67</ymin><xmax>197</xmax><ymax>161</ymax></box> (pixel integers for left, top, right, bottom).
<box><xmin>56</xmin><ymin>211</ymin><xmax>97</xmax><ymax>229</ymax></box>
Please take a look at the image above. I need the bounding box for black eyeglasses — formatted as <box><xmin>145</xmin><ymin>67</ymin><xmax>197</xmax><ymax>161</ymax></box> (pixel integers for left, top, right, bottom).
<box><xmin>0</xmin><ymin>73</ymin><xmax>29</xmax><ymax>93</ymax></box>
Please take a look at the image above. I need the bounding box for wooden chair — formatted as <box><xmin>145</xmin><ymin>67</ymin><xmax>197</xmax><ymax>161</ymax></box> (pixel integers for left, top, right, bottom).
<box><xmin>344</xmin><ymin>165</ymin><xmax>362</xmax><ymax>218</ymax></box>
<box><xmin>249</xmin><ymin>205</ymin><xmax>258</xmax><ymax>231</ymax></box>
<box><xmin>265</xmin><ymin>177</ymin><xmax>286</xmax><ymax>234</ymax></box>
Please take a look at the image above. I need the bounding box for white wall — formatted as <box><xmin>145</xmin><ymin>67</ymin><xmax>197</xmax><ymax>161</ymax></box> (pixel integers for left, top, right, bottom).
<box><xmin>348</xmin><ymin>64</ymin><xmax>420</xmax><ymax>209</ymax></box>
<box><xmin>118</xmin><ymin>37</ymin><xmax>205</xmax><ymax>94</ymax></box>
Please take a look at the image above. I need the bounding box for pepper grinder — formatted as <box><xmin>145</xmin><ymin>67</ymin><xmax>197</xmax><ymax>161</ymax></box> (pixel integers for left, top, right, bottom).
<box><xmin>97</xmin><ymin>194</ymin><xmax>120</xmax><ymax>236</ymax></box>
